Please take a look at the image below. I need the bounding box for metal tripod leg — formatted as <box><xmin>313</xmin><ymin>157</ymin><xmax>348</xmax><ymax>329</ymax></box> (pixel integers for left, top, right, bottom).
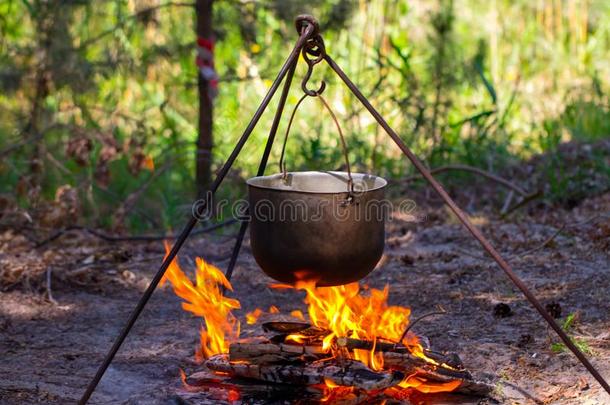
<box><xmin>323</xmin><ymin>53</ymin><xmax>610</xmax><ymax>395</ymax></box>
<box><xmin>78</xmin><ymin>25</ymin><xmax>315</xmax><ymax>405</ymax></box>
<box><xmin>224</xmin><ymin>59</ymin><xmax>298</xmax><ymax>283</ymax></box>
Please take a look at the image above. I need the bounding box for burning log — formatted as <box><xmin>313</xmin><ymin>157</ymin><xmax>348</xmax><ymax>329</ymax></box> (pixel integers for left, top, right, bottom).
<box><xmin>180</xmin><ymin>323</ymin><xmax>495</xmax><ymax>402</ymax></box>
<box><xmin>262</xmin><ymin>321</ymin><xmax>319</xmax><ymax>334</ymax></box>
<box><xmin>164</xmin><ymin>253</ymin><xmax>496</xmax><ymax>402</ymax></box>
<box><xmin>206</xmin><ymin>353</ymin><xmax>405</xmax><ymax>391</ymax></box>
<box><xmin>184</xmin><ymin>369</ymin><xmax>375</xmax><ymax>405</ymax></box>
<box><xmin>262</xmin><ymin>322</ymin><xmax>465</xmax><ymax>370</ymax></box>
<box><xmin>380</xmin><ymin>352</ymin><xmax>491</xmax><ymax>395</ymax></box>
<box><xmin>220</xmin><ymin>339</ymin><xmax>494</xmax><ymax>396</ymax></box>
<box><xmin>382</xmin><ymin>352</ymin><xmax>471</xmax><ymax>380</ymax></box>
<box><xmin>229</xmin><ymin>343</ymin><xmax>328</xmax><ymax>361</ymax></box>
<box><xmin>229</xmin><ymin>341</ymin><xmax>449</xmax><ymax>374</ymax></box>
<box><xmin>183</xmin><ymin>369</ymin><xmax>319</xmax><ymax>397</ymax></box>
<box><xmin>228</xmin><ymin>342</ymin><xmax>326</xmax><ymax>364</ymax></box>
<box><xmin>336</xmin><ymin>336</ymin><xmax>464</xmax><ymax>369</ymax></box>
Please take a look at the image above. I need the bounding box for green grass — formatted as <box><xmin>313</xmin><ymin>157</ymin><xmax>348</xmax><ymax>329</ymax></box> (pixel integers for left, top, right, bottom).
<box><xmin>550</xmin><ymin>313</ymin><xmax>593</xmax><ymax>355</ymax></box>
<box><xmin>0</xmin><ymin>0</ymin><xmax>609</xmax><ymax>231</ymax></box>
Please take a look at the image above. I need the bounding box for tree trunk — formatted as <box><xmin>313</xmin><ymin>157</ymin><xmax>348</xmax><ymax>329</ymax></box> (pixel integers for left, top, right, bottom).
<box><xmin>195</xmin><ymin>0</ymin><xmax>214</xmax><ymax>196</ymax></box>
<box><xmin>26</xmin><ymin>5</ymin><xmax>53</xmax><ymax>188</ymax></box>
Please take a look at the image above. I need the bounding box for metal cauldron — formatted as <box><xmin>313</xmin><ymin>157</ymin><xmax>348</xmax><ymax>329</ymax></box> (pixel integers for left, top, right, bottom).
<box><xmin>246</xmin><ymin>171</ymin><xmax>387</xmax><ymax>286</ymax></box>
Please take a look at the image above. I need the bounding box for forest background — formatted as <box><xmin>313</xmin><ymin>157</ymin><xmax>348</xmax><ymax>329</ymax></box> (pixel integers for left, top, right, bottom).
<box><xmin>0</xmin><ymin>0</ymin><xmax>608</xmax><ymax>233</ymax></box>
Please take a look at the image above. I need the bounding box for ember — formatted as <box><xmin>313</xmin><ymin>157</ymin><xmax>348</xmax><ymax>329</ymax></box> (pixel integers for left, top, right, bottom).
<box><xmin>164</xmin><ymin>246</ymin><xmax>493</xmax><ymax>402</ymax></box>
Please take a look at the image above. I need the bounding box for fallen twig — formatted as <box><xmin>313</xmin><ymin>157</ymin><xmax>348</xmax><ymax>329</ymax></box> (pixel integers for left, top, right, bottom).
<box><xmin>500</xmin><ymin>190</ymin><xmax>515</xmax><ymax>215</ymax></box>
<box><xmin>34</xmin><ymin>219</ymin><xmax>237</xmax><ymax>247</ymax></box>
<box><xmin>46</xmin><ymin>267</ymin><xmax>58</xmax><ymax>305</ymax></box>
<box><xmin>500</xmin><ymin>190</ymin><xmax>543</xmax><ymax>218</ymax></box>
<box><xmin>396</xmin><ymin>307</ymin><xmax>446</xmax><ymax>346</ymax></box>
<box><xmin>403</xmin><ymin>164</ymin><xmax>528</xmax><ymax>196</ymax></box>
<box><xmin>454</xmin><ymin>224</ymin><xmax>566</xmax><ymax>261</ymax></box>
<box><xmin>452</xmin><ymin>247</ymin><xmax>487</xmax><ymax>262</ymax></box>
<box><xmin>510</xmin><ymin>224</ymin><xmax>566</xmax><ymax>259</ymax></box>
<box><xmin>568</xmin><ymin>214</ymin><xmax>609</xmax><ymax>228</ymax></box>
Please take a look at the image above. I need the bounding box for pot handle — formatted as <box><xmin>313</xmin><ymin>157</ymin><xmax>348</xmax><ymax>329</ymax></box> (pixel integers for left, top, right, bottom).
<box><xmin>278</xmin><ymin>93</ymin><xmax>355</xmax><ymax>197</ymax></box>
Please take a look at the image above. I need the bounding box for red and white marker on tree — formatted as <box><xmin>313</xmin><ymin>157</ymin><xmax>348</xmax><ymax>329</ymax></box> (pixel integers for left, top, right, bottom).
<box><xmin>196</xmin><ymin>36</ymin><xmax>218</xmax><ymax>100</ymax></box>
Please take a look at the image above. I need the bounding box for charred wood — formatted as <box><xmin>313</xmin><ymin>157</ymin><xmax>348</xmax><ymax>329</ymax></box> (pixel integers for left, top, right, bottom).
<box><xmin>206</xmin><ymin>354</ymin><xmax>405</xmax><ymax>391</ymax></box>
<box><xmin>335</xmin><ymin>337</ymin><xmax>464</xmax><ymax>369</ymax></box>
<box><xmin>223</xmin><ymin>340</ymin><xmax>493</xmax><ymax>396</ymax></box>
<box><xmin>229</xmin><ymin>342</ymin><xmax>327</xmax><ymax>363</ymax></box>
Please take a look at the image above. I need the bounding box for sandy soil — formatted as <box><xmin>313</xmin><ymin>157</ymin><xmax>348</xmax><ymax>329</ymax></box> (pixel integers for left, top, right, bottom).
<box><xmin>1</xmin><ymin>193</ymin><xmax>609</xmax><ymax>405</ymax></box>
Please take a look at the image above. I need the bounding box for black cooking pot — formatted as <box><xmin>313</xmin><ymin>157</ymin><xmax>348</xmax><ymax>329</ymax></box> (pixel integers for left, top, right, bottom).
<box><xmin>246</xmin><ymin>171</ymin><xmax>387</xmax><ymax>286</ymax></box>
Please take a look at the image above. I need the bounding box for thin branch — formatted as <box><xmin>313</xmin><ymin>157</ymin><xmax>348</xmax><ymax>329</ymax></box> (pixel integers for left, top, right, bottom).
<box><xmin>569</xmin><ymin>214</ymin><xmax>609</xmax><ymax>227</ymax></box>
<box><xmin>500</xmin><ymin>189</ymin><xmax>515</xmax><ymax>215</ymax></box>
<box><xmin>0</xmin><ymin>122</ymin><xmax>66</xmax><ymax>158</ymax></box>
<box><xmin>113</xmin><ymin>162</ymin><xmax>172</xmax><ymax>221</ymax></box>
<box><xmin>77</xmin><ymin>2</ymin><xmax>195</xmax><ymax>50</ymax></box>
<box><xmin>403</xmin><ymin>163</ymin><xmax>528</xmax><ymax>196</ymax></box>
<box><xmin>396</xmin><ymin>307</ymin><xmax>446</xmax><ymax>346</ymax></box>
<box><xmin>46</xmin><ymin>267</ymin><xmax>58</xmax><ymax>305</ymax></box>
<box><xmin>500</xmin><ymin>190</ymin><xmax>543</xmax><ymax>218</ymax></box>
<box><xmin>497</xmin><ymin>73</ymin><xmax>521</xmax><ymax>128</ymax></box>
<box><xmin>45</xmin><ymin>151</ymin><xmax>72</xmax><ymax>175</ymax></box>
<box><xmin>511</xmin><ymin>224</ymin><xmax>565</xmax><ymax>258</ymax></box>
<box><xmin>454</xmin><ymin>224</ymin><xmax>567</xmax><ymax>262</ymax></box>
<box><xmin>0</xmin><ymin>133</ymin><xmax>44</xmax><ymax>158</ymax></box>
<box><xmin>34</xmin><ymin>219</ymin><xmax>236</xmax><ymax>247</ymax></box>
<box><xmin>452</xmin><ymin>247</ymin><xmax>487</xmax><ymax>261</ymax></box>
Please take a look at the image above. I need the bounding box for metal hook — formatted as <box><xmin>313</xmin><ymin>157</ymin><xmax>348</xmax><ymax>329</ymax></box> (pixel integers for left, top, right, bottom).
<box><xmin>301</xmin><ymin>35</ymin><xmax>327</xmax><ymax>96</ymax></box>
<box><xmin>301</xmin><ymin>62</ymin><xmax>326</xmax><ymax>96</ymax></box>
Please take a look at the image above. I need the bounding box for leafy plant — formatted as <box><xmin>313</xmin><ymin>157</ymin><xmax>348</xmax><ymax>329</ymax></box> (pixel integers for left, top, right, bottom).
<box><xmin>550</xmin><ymin>313</ymin><xmax>593</xmax><ymax>355</ymax></box>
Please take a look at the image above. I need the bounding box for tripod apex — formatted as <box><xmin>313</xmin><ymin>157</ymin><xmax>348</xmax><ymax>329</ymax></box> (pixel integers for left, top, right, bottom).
<box><xmin>295</xmin><ymin>14</ymin><xmax>319</xmax><ymax>37</ymax></box>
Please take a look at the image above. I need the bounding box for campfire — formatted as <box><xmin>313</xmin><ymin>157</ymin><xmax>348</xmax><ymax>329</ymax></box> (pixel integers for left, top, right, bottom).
<box><xmin>76</xmin><ymin>16</ymin><xmax>609</xmax><ymax>403</ymax></box>
<box><xmin>162</xmin><ymin>243</ymin><xmax>492</xmax><ymax>403</ymax></box>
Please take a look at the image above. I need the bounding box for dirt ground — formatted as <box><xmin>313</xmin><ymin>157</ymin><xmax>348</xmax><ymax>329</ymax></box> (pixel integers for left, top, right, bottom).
<box><xmin>1</xmin><ymin>191</ymin><xmax>609</xmax><ymax>404</ymax></box>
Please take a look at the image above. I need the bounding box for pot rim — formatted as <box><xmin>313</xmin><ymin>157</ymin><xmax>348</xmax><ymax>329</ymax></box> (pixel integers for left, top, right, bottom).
<box><xmin>246</xmin><ymin>171</ymin><xmax>387</xmax><ymax>195</ymax></box>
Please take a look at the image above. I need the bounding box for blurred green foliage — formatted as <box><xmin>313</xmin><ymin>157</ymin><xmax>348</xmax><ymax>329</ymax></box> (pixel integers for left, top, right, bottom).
<box><xmin>0</xmin><ymin>0</ymin><xmax>608</xmax><ymax>231</ymax></box>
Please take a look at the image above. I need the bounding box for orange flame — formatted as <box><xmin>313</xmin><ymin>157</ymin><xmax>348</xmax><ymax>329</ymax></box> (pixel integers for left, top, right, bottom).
<box><xmin>162</xmin><ymin>242</ymin><xmax>240</xmax><ymax>360</ymax></box>
<box><xmin>267</xmin><ymin>281</ymin><xmax>458</xmax><ymax>394</ymax></box>
<box><xmin>245</xmin><ymin>308</ymin><xmax>262</xmax><ymax>325</ymax></box>
<box><xmin>398</xmin><ymin>376</ymin><xmax>462</xmax><ymax>393</ymax></box>
<box><xmin>163</xmin><ymin>247</ymin><xmax>459</xmax><ymax>396</ymax></box>
<box><xmin>271</xmin><ymin>281</ymin><xmax>417</xmax><ymax>371</ymax></box>
<box><xmin>320</xmin><ymin>378</ymin><xmax>355</xmax><ymax>402</ymax></box>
